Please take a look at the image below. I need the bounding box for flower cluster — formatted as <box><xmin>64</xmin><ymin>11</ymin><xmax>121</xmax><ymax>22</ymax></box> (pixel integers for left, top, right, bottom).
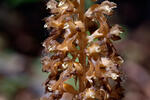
<box><xmin>41</xmin><ymin>0</ymin><xmax>124</xmax><ymax>100</ymax></box>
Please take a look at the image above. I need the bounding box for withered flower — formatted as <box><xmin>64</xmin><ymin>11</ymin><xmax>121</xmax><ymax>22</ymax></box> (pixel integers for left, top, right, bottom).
<box><xmin>41</xmin><ymin>0</ymin><xmax>124</xmax><ymax>100</ymax></box>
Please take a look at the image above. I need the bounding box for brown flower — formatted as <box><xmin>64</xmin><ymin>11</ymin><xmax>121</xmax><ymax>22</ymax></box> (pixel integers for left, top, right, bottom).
<box><xmin>41</xmin><ymin>0</ymin><xmax>124</xmax><ymax>100</ymax></box>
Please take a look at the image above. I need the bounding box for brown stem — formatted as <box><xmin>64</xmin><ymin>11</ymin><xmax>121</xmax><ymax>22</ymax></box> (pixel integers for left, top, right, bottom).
<box><xmin>79</xmin><ymin>0</ymin><xmax>85</xmax><ymax>21</ymax></box>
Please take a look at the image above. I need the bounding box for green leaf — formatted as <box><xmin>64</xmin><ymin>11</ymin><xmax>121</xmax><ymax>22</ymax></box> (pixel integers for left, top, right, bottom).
<box><xmin>75</xmin><ymin>57</ymin><xmax>79</xmax><ymax>62</ymax></box>
<box><xmin>76</xmin><ymin>77</ymin><xmax>80</xmax><ymax>91</ymax></box>
<box><xmin>85</xmin><ymin>0</ymin><xmax>95</xmax><ymax>10</ymax></box>
<box><xmin>64</xmin><ymin>77</ymin><xmax>80</xmax><ymax>91</ymax></box>
<box><xmin>76</xmin><ymin>45</ymin><xmax>80</xmax><ymax>50</ymax></box>
<box><xmin>64</xmin><ymin>77</ymin><xmax>76</xmax><ymax>90</ymax></box>
<box><xmin>67</xmin><ymin>53</ymin><xmax>73</xmax><ymax>59</ymax></box>
<box><xmin>93</xmin><ymin>38</ymin><xmax>98</xmax><ymax>42</ymax></box>
<box><xmin>86</xmin><ymin>31</ymin><xmax>91</xmax><ymax>36</ymax></box>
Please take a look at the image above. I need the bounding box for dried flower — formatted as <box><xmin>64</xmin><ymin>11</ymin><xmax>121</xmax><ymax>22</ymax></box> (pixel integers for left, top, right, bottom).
<box><xmin>41</xmin><ymin>0</ymin><xmax>124</xmax><ymax>100</ymax></box>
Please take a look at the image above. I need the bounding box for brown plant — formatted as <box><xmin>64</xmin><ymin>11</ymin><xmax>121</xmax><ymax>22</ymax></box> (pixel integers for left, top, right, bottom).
<box><xmin>41</xmin><ymin>0</ymin><xmax>124</xmax><ymax>100</ymax></box>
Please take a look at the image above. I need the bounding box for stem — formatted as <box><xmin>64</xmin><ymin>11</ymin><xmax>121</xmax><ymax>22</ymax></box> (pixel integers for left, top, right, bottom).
<box><xmin>79</xmin><ymin>0</ymin><xmax>85</xmax><ymax>21</ymax></box>
<box><xmin>78</xmin><ymin>0</ymin><xmax>87</xmax><ymax>67</ymax></box>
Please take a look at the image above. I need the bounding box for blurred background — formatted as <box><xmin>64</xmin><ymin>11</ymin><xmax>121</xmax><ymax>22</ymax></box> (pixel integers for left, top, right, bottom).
<box><xmin>0</xmin><ymin>0</ymin><xmax>150</xmax><ymax>100</ymax></box>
